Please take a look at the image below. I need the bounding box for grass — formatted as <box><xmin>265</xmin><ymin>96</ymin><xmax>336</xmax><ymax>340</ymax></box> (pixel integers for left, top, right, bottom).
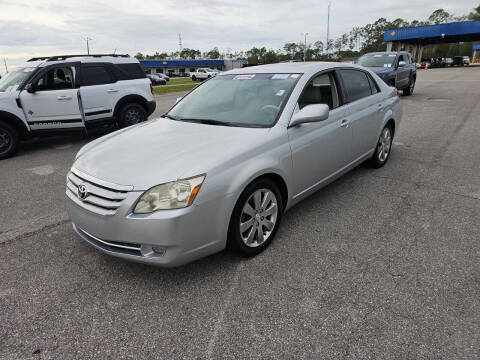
<box><xmin>152</xmin><ymin>76</ymin><xmax>199</xmax><ymax>94</ymax></box>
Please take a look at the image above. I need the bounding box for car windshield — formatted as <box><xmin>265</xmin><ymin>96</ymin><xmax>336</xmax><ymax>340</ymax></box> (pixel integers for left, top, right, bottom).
<box><xmin>0</xmin><ymin>67</ymin><xmax>36</xmax><ymax>91</ymax></box>
<box><xmin>205</xmin><ymin>68</ymin><xmax>216</xmax><ymax>72</ymax></box>
<box><xmin>357</xmin><ymin>54</ymin><xmax>396</xmax><ymax>68</ymax></box>
<box><xmin>167</xmin><ymin>73</ymin><xmax>300</xmax><ymax>127</ymax></box>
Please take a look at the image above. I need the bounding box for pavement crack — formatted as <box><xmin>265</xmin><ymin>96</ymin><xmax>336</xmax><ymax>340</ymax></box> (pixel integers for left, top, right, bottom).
<box><xmin>0</xmin><ymin>218</ymin><xmax>70</xmax><ymax>245</ymax></box>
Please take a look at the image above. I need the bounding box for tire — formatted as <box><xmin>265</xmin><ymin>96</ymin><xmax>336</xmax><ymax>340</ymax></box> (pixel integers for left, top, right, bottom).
<box><xmin>388</xmin><ymin>79</ymin><xmax>395</xmax><ymax>88</ymax></box>
<box><xmin>0</xmin><ymin>120</ymin><xmax>20</xmax><ymax>160</ymax></box>
<box><xmin>192</xmin><ymin>75</ymin><xmax>197</xmax><ymax>81</ymax></box>
<box><xmin>369</xmin><ymin>124</ymin><xmax>393</xmax><ymax>168</ymax></box>
<box><xmin>403</xmin><ymin>76</ymin><xmax>415</xmax><ymax>96</ymax></box>
<box><xmin>227</xmin><ymin>178</ymin><xmax>284</xmax><ymax>257</ymax></box>
<box><xmin>117</xmin><ymin>103</ymin><xmax>147</xmax><ymax>128</ymax></box>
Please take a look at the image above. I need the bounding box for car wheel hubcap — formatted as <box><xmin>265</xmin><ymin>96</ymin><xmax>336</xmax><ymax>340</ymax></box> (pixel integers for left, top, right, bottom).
<box><xmin>0</xmin><ymin>129</ymin><xmax>12</xmax><ymax>153</ymax></box>
<box><xmin>125</xmin><ymin>108</ymin><xmax>141</xmax><ymax>125</ymax></box>
<box><xmin>377</xmin><ymin>127</ymin><xmax>391</xmax><ymax>162</ymax></box>
<box><xmin>239</xmin><ymin>188</ymin><xmax>278</xmax><ymax>248</ymax></box>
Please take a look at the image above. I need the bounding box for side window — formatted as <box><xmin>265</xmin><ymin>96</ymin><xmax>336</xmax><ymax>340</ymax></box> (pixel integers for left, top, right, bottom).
<box><xmin>111</xmin><ymin>63</ymin><xmax>145</xmax><ymax>80</ymax></box>
<box><xmin>338</xmin><ymin>69</ymin><xmax>372</xmax><ymax>103</ymax></box>
<box><xmin>397</xmin><ymin>54</ymin><xmax>405</xmax><ymax>65</ymax></box>
<box><xmin>35</xmin><ymin>66</ymin><xmax>75</xmax><ymax>91</ymax></box>
<box><xmin>367</xmin><ymin>74</ymin><xmax>379</xmax><ymax>94</ymax></box>
<box><xmin>298</xmin><ymin>72</ymin><xmax>340</xmax><ymax>110</ymax></box>
<box><xmin>80</xmin><ymin>65</ymin><xmax>114</xmax><ymax>86</ymax></box>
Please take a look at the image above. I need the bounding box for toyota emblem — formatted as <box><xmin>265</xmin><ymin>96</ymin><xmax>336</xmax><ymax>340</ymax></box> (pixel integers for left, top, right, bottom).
<box><xmin>78</xmin><ymin>184</ymin><xmax>89</xmax><ymax>200</ymax></box>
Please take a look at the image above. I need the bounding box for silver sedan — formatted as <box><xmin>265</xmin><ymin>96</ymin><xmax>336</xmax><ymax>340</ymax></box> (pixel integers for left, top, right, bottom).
<box><xmin>66</xmin><ymin>62</ymin><xmax>402</xmax><ymax>267</ymax></box>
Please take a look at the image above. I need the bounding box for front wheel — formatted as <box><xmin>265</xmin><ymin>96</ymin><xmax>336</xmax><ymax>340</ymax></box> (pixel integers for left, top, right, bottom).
<box><xmin>369</xmin><ymin>124</ymin><xmax>393</xmax><ymax>168</ymax></box>
<box><xmin>118</xmin><ymin>103</ymin><xmax>147</xmax><ymax>128</ymax></box>
<box><xmin>403</xmin><ymin>77</ymin><xmax>415</xmax><ymax>96</ymax></box>
<box><xmin>227</xmin><ymin>179</ymin><xmax>284</xmax><ymax>257</ymax></box>
<box><xmin>191</xmin><ymin>75</ymin><xmax>197</xmax><ymax>81</ymax></box>
<box><xmin>0</xmin><ymin>120</ymin><xmax>20</xmax><ymax>160</ymax></box>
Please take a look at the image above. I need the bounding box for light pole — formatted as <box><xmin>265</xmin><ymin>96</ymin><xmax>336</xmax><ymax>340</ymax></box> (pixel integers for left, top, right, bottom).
<box><xmin>301</xmin><ymin>32</ymin><xmax>309</xmax><ymax>62</ymax></box>
<box><xmin>83</xmin><ymin>37</ymin><xmax>93</xmax><ymax>55</ymax></box>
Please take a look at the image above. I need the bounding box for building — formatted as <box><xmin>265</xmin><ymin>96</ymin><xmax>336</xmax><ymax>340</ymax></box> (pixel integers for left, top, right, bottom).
<box><xmin>139</xmin><ymin>59</ymin><xmax>246</xmax><ymax>76</ymax></box>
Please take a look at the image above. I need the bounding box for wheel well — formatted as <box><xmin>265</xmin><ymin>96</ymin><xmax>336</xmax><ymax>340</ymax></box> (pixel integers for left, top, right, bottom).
<box><xmin>253</xmin><ymin>173</ymin><xmax>289</xmax><ymax>210</ymax></box>
<box><xmin>386</xmin><ymin>118</ymin><xmax>395</xmax><ymax>138</ymax></box>
<box><xmin>0</xmin><ymin>111</ymin><xmax>29</xmax><ymax>138</ymax></box>
<box><xmin>113</xmin><ymin>95</ymin><xmax>149</xmax><ymax>119</ymax></box>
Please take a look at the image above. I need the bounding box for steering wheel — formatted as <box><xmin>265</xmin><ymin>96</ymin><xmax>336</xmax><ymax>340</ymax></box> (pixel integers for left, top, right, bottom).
<box><xmin>261</xmin><ymin>104</ymin><xmax>280</xmax><ymax>113</ymax></box>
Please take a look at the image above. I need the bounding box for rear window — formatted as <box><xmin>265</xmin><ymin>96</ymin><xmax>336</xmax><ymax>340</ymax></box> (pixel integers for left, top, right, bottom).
<box><xmin>81</xmin><ymin>65</ymin><xmax>114</xmax><ymax>86</ymax></box>
<box><xmin>111</xmin><ymin>63</ymin><xmax>145</xmax><ymax>80</ymax></box>
<box><xmin>338</xmin><ymin>69</ymin><xmax>373</xmax><ymax>103</ymax></box>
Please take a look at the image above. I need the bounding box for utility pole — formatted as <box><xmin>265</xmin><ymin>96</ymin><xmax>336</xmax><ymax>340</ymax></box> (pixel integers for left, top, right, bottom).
<box><xmin>83</xmin><ymin>37</ymin><xmax>92</xmax><ymax>55</ymax></box>
<box><xmin>301</xmin><ymin>32</ymin><xmax>309</xmax><ymax>62</ymax></box>
<box><xmin>178</xmin><ymin>33</ymin><xmax>183</xmax><ymax>54</ymax></box>
<box><xmin>3</xmin><ymin>58</ymin><xmax>8</xmax><ymax>73</ymax></box>
<box><xmin>326</xmin><ymin>3</ymin><xmax>331</xmax><ymax>54</ymax></box>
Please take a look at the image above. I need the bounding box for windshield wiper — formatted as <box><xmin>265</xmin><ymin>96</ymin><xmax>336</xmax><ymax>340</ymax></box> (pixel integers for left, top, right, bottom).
<box><xmin>161</xmin><ymin>114</ymin><xmax>180</xmax><ymax>120</ymax></box>
<box><xmin>176</xmin><ymin>118</ymin><xmax>234</xmax><ymax>126</ymax></box>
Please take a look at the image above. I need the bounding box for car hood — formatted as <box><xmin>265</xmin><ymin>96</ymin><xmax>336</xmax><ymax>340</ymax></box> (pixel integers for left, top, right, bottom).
<box><xmin>73</xmin><ymin>118</ymin><xmax>273</xmax><ymax>190</ymax></box>
<box><xmin>369</xmin><ymin>67</ymin><xmax>394</xmax><ymax>75</ymax></box>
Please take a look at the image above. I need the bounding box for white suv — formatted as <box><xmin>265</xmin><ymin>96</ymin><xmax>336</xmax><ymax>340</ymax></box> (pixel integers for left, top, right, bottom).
<box><xmin>190</xmin><ymin>68</ymin><xmax>220</xmax><ymax>81</ymax></box>
<box><xmin>0</xmin><ymin>54</ymin><xmax>156</xmax><ymax>159</ymax></box>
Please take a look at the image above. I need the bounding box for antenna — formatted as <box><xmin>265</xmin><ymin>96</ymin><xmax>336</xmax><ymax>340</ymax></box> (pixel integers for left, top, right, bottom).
<box><xmin>326</xmin><ymin>3</ymin><xmax>331</xmax><ymax>53</ymax></box>
<box><xmin>178</xmin><ymin>33</ymin><xmax>183</xmax><ymax>54</ymax></box>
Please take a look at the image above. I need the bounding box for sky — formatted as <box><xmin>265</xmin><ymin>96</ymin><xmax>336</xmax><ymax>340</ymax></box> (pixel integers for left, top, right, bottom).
<box><xmin>0</xmin><ymin>0</ymin><xmax>478</xmax><ymax>72</ymax></box>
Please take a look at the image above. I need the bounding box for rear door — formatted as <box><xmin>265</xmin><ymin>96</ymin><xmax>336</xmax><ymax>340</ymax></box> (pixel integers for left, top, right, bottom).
<box><xmin>337</xmin><ymin>69</ymin><xmax>382</xmax><ymax>158</ymax></box>
<box><xmin>79</xmin><ymin>63</ymin><xmax>119</xmax><ymax>123</ymax></box>
<box><xmin>19</xmin><ymin>64</ymin><xmax>84</xmax><ymax>130</ymax></box>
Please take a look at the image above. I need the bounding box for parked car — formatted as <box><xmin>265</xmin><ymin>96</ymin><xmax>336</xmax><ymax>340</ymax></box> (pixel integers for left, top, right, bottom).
<box><xmin>356</xmin><ymin>51</ymin><xmax>416</xmax><ymax>95</ymax></box>
<box><xmin>190</xmin><ymin>68</ymin><xmax>220</xmax><ymax>81</ymax></box>
<box><xmin>445</xmin><ymin>58</ymin><xmax>453</xmax><ymax>66</ymax></box>
<box><xmin>66</xmin><ymin>62</ymin><xmax>402</xmax><ymax>267</ymax></box>
<box><xmin>0</xmin><ymin>54</ymin><xmax>155</xmax><ymax>159</ymax></box>
<box><xmin>156</xmin><ymin>73</ymin><xmax>170</xmax><ymax>81</ymax></box>
<box><xmin>452</xmin><ymin>56</ymin><xmax>465</xmax><ymax>66</ymax></box>
<box><xmin>462</xmin><ymin>56</ymin><xmax>470</xmax><ymax>65</ymax></box>
<box><xmin>147</xmin><ymin>74</ymin><xmax>167</xmax><ymax>85</ymax></box>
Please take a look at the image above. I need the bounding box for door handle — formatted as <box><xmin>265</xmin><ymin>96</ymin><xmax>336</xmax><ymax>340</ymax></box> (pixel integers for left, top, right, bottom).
<box><xmin>378</xmin><ymin>103</ymin><xmax>384</xmax><ymax>111</ymax></box>
<box><xmin>107</xmin><ymin>89</ymin><xmax>119</xmax><ymax>93</ymax></box>
<box><xmin>57</xmin><ymin>96</ymin><xmax>72</xmax><ymax>100</ymax></box>
<box><xmin>340</xmin><ymin>119</ymin><xmax>350</xmax><ymax>128</ymax></box>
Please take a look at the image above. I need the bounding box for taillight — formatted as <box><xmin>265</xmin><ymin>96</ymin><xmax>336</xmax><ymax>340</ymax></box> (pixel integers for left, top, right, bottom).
<box><xmin>150</xmin><ymin>83</ymin><xmax>154</xmax><ymax>95</ymax></box>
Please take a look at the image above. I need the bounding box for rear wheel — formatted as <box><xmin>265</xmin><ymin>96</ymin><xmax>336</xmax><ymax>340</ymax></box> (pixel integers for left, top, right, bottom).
<box><xmin>192</xmin><ymin>75</ymin><xmax>197</xmax><ymax>81</ymax></box>
<box><xmin>118</xmin><ymin>103</ymin><xmax>147</xmax><ymax>128</ymax></box>
<box><xmin>369</xmin><ymin>124</ymin><xmax>393</xmax><ymax>168</ymax></box>
<box><xmin>227</xmin><ymin>178</ymin><xmax>283</xmax><ymax>257</ymax></box>
<box><xmin>0</xmin><ymin>120</ymin><xmax>20</xmax><ymax>160</ymax></box>
<box><xmin>403</xmin><ymin>76</ymin><xmax>415</xmax><ymax>96</ymax></box>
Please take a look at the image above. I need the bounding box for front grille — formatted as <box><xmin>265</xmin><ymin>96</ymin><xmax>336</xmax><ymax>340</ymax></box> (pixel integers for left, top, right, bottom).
<box><xmin>66</xmin><ymin>168</ymin><xmax>132</xmax><ymax>216</ymax></box>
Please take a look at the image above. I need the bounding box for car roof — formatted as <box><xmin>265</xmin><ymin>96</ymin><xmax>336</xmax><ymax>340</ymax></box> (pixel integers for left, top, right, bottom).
<box><xmin>16</xmin><ymin>55</ymin><xmax>139</xmax><ymax>69</ymax></box>
<box><xmin>221</xmin><ymin>61</ymin><xmax>365</xmax><ymax>76</ymax></box>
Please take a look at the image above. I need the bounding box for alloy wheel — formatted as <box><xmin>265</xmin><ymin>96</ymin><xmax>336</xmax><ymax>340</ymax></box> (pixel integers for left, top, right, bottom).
<box><xmin>239</xmin><ymin>188</ymin><xmax>278</xmax><ymax>247</ymax></box>
<box><xmin>0</xmin><ymin>129</ymin><xmax>12</xmax><ymax>154</ymax></box>
<box><xmin>125</xmin><ymin>108</ymin><xmax>141</xmax><ymax>125</ymax></box>
<box><xmin>377</xmin><ymin>127</ymin><xmax>392</xmax><ymax>163</ymax></box>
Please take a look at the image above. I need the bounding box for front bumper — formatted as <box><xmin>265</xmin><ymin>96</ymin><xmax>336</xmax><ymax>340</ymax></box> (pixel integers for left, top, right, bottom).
<box><xmin>66</xmin><ymin>188</ymin><xmax>233</xmax><ymax>267</ymax></box>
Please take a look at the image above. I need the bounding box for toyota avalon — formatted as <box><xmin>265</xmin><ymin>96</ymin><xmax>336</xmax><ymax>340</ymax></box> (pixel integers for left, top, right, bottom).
<box><xmin>66</xmin><ymin>62</ymin><xmax>402</xmax><ymax>267</ymax></box>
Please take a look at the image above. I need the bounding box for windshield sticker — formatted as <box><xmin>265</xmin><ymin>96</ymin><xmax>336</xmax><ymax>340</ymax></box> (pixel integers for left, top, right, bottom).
<box><xmin>374</xmin><ymin>54</ymin><xmax>382</xmax><ymax>57</ymax></box>
<box><xmin>272</xmin><ymin>74</ymin><xmax>290</xmax><ymax>80</ymax></box>
<box><xmin>388</xmin><ymin>54</ymin><xmax>396</xmax><ymax>57</ymax></box>
<box><xmin>383</xmin><ymin>64</ymin><xmax>392</xmax><ymax>67</ymax></box>
<box><xmin>234</xmin><ymin>74</ymin><xmax>255</xmax><ymax>80</ymax></box>
<box><xmin>276</xmin><ymin>90</ymin><xmax>286</xmax><ymax>96</ymax></box>
<box><xmin>290</xmin><ymin>74</ymin><xmax>300</xmax><ymax>78</ymax></box>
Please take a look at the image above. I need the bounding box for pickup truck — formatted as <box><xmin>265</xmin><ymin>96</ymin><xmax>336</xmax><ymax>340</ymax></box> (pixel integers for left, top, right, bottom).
<box><xmin>190</xmin><ymin>68</ymin><xmax>220</xmax><ymax>81</ymax></box>
<box><xmin>356</xmin><ymin>51</ymin><xmax>416</xmax><ymax>96</ymax></box>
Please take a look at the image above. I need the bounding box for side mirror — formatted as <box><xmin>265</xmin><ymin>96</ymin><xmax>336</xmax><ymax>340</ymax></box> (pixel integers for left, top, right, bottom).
<box><xmin>289</xmin><ymin>104</ymin><xmax>330</xmax><ymax>127</ymax></box>
<box><xmin>25</xmin><ymin>83</ymin><xmax>36</xmax><ymax>93</ymax></box>
<box><xmin>398</xmin><ymin>61</ymin><xmax>406</xmax><ymax>67</ymax></box>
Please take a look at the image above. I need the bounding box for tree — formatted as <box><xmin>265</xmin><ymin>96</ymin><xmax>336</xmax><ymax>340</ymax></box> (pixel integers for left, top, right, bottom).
<box><xmin>134</xmin><ymin>52</ymin><xmax>144</xmax><ymax>60</ymax></box>
<box><xmin>428</xmin><ymin>9</ymin><xmax>452</xmax><ymax>24</ymax></box>
<box><xmin>204</xmin><ymin>47</ymin><xmax>220</xmax><ymax>59</ymax></box>
<box><xmin>468</xmin><ymin>4</ymin><xmax>480</xmax><ymax>20</ymax></box>
<box><xmin>180</xmin><ymin>48</ymin><xmax>201</xmax><ymax>59</ymax></box>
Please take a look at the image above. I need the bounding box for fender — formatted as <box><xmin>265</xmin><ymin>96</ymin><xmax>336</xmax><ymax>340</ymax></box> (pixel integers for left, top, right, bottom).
<box><xmin>0</xmin><ymin>109</ymin><xmax>30</xmax><ymax>136</ymax></box>
<box><xmin>113</xmin><ymin>94</ymin><xmax>150</xmax><ymax>118</ymax></box>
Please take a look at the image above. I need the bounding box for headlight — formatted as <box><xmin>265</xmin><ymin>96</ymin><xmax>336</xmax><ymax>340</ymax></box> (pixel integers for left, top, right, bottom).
<box><xmin>133</xmin><ymin>175</ymin><xmax>205</xmax><ymax>213</ymax></box>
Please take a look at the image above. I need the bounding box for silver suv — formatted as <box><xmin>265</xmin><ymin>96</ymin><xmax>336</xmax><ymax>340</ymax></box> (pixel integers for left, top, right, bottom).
<box><xmin>0</xmin><ymin>54</ymin><xmax>155</xmax><ymax>159</ymax></box>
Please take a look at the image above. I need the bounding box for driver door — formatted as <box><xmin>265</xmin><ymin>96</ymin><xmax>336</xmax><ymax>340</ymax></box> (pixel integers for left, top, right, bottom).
<box><xmin>19</xmin><ymin>64</ymin><xmax>84</xmax><ymax>130</ymax></box>
<box><xmin>287</xmin><ymin>71</ymin><xmax>353</xmax><ymax>197</ymax></box>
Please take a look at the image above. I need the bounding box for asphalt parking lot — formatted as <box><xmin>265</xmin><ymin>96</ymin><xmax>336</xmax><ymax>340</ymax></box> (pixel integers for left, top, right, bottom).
<box><xmin>1</xmin><ymin>67</ymin><xmax>479</xmax><ymax>359</ymax></box>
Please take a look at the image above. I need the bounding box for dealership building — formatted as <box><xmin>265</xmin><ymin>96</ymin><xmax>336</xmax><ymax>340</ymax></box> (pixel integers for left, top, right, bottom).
<box><xmin>139</xmin><ymin>59</ymin><xmax>246</xmax><ymax>76</ymax></box>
